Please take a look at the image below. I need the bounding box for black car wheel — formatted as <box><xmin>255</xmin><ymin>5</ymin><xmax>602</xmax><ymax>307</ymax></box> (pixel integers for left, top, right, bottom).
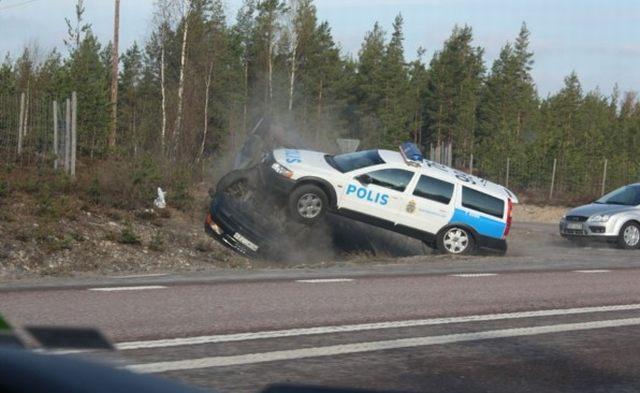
<box><xmin>618</xmin><ymin>222</ymin><xmax>640</xmax><ymax>249</ymax></box>
<box><xmin>288</xmin><ymin>184</ymin><xmax>328</xmax><ymax>224</ymax></box>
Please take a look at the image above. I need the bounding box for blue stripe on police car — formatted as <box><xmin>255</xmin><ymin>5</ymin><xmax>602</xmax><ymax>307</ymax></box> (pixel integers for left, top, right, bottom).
<box><xmin>449</xmin><ymin>208</ymin><xmax>506</xmax><ymax>239</ymax></box>
<box><xmin>346</xmin><ymin>184</ymin><xmax>389</xmax><ymax>206</ymax></box>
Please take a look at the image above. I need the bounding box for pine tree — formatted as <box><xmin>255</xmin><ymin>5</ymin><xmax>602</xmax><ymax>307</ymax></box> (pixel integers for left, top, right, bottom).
<box><xmin>425</xmin><ymin>25</ymin><xmax>484</xmax><ymax>165</ymax></box>
<box><xmin>65</xmin><ymin>31</ymin><xmax>110</xmax><ymax>157</ymax></box>
<box><xmin>118</xmin><ymin>42</ymin><xmax>143</xmax><ymax>153</ymax></box>
<box><xmin>356</xmin><ymin>22</ymin><xmax>386</xmax><ymax>146</ymax></box>
<box><xmin>232</xmin><ymin>0</ymin><xmax>257</xmax><ymax>134</ymax></box>
<box><xmin>379</xmin><ymin>14</ymin><xmax>411</xmax><ymax>148</ymax></box>
<box><xmin>476</xmin><ymin>23</ymin><xmax>538</xmax><ymax>182</ymax></box>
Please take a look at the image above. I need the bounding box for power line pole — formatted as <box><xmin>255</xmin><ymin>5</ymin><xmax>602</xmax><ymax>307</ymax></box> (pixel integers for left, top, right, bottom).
<box><xmin>109</xmin><ymin>0</ymin><xmax>120</xmax><ymax>149</ymax></box>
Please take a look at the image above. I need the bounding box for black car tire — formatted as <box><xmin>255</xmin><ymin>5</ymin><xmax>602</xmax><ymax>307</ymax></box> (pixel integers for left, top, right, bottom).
<box><xmin>437</xmin><ymin>226</ymin><xmax>475</xmax><ymax>255</ymax></box>
<box><xmin>288</xmin><ymin>184</ymin><xmax>328</xmax><ymax>224</ymax></box>
<box><xmin>617</xmin><ymin>221</ymin><xmax>640</xmax><ymax>249</ymax></box>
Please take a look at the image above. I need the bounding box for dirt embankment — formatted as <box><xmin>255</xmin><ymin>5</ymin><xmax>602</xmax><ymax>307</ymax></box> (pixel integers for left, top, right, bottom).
<box><xmin>513</xmin><ymin>204</ymin><xmax>567</xmax><ymax>224</ymax></box>
<box><xmin>0</xmin><ymin>177</ymin><xmax>566</xmax><ymax>281</ymax></box>
<box><xmin>0</xmin><ymin>182</ymin><xmax>258</xmax><ymax>281</ymax></box>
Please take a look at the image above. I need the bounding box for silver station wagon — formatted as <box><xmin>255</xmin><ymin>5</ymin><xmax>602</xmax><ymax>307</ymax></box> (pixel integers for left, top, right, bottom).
<box><xmin>560</xmin><ymin>183</ymin><xmax>640</xmax><ymax>249</ymax></box>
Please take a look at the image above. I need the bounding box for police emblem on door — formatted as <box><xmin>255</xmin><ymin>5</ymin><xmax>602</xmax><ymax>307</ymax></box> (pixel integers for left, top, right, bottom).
<box><xmin>406</xmin><ymin>200</ymin><xmax>416</xmax><ymax>213</ymax></box>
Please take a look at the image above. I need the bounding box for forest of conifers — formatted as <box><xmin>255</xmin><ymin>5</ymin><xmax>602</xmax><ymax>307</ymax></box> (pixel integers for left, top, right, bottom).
<box><xmin>1</xmin><ymin>0</ymin><xmax>639</xmax><ymax>200</ymax></box>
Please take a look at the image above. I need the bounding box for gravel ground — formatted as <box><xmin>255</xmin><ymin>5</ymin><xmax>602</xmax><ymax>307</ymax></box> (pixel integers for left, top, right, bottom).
<box><xmin>0</xmin><ymin>183</ymin><xmax>571</xmax><ymax>282</ymax></box>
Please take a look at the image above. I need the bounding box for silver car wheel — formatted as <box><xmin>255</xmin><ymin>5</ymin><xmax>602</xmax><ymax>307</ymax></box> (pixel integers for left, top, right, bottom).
<box><xmin>443</xmin><ymin>228</ymin><xmax>470</xmax><ymax>254</ymax></box>
<box><xmin>297</xmin><ymin>193</ymin><xmax>322</xmax><ymax>219</ymax></box>
<box><xmin>623</xmin><ymin>225</ymin><xmax>640</xmax><ymax>247</ymax></box>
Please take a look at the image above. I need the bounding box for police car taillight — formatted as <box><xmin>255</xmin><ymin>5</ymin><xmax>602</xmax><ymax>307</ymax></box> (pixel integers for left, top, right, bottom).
<box><xmin>503</xmin><ymin>198</ymin><xmax>513</xmax><ymax>238</ymax></box>
<box><xmin>400</xmin><ymin>142</ymin><xmax>423</xmax><ymax>167</ymax></box>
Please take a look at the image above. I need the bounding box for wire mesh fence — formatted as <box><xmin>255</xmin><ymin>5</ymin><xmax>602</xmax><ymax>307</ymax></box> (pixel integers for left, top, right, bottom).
<box><xmin>454</xmin><ymin>152</ymin><xmax>640</xmax><ymax>204</ymax></box>
<box><xmin>0</xmin><ymin>92</ymin><xmax>77</xmax><ymax>175</ymax></box>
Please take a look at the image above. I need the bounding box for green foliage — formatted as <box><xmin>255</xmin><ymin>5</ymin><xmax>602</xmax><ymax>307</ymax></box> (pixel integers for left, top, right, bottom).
<box><xmin>87</xmin><ymin>176</ymin><xmax>101</xmax><ymax>204</ymax></box>
<box><xmin>149</xmin><ymin>231</ymin><xmax>166</xmax><ymax>252</ymax></box>
<box><xmin>46</xmin><ymin>236</ymin><xmax>74</xmax><ymax>254</ymax></box>
<box><xmin>119</xmin><ymin>225</ymin><xmax>141</xmax><ymax>245</ymax></box>
<box><xmin>426</xmin><ymin>25</ymin><xmax>485</xmax><ymax>164</ymax></box>
<box><xmin>169</xmin><ymin>167</ymin><xmax>194</xmax><ymax>211</ymax></box>
<box><xmin>476</xmin><ymin>23</ymin><xmax>538</xmax><ymax>184</ymax></box>
<box><xmin>0</xmin><ymin>179</ymin><xmax>9</xmax><ymax>200</ymax></box>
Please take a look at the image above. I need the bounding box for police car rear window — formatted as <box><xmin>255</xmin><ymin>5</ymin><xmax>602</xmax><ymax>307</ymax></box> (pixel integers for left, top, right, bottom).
<box><xmin>462</xmin><ymin>187</ymin><xmax>504</xmax><ymax>218</ymax></box>
<box><xmin>330</xmin><ymin>150</ymin><xmax>385</xmax><ymax>173</ymax></box>
<box><xmin>413</xmin><ymin>175</ymin><xmax>454</xmax><ymax>205</ymax></box>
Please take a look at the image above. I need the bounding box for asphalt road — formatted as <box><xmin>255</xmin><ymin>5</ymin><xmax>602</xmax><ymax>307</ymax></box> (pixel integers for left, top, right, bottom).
<box><xmin>3</xmin><ymin>222</ymin><xmax>640</xmax><ymax>392</ymax></box>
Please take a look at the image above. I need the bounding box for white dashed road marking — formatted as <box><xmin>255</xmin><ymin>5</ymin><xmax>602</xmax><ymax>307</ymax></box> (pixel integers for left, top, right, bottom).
<box><xmin>116</xmin><ymin>303</ymin><xmax>640</xmax><ymax>350</ymax></box>
<box><xmin>450</xmin><ymin>273</ymin><xmax>497</xmax><ymax>277</ymax></box>
<box><xmin>296</xmin><ymin>278</ymin><xmax>354</xmax><ymax>283</ymax></box>
<box><xmin>128</xmin><ymin>317</ymin><xmax>640</xmax><ymax>373</ymax></box>
<box><xmin>574</xmin><ymin>270</ymin><xmax>611</xmax><ymax>273</ymax></box>
<box><xmin>88</xmin><ymin>285</ymin><xmax>167</xmax><ymax>292</ymax></box>
<box><xmin>110</xmin><ymin>273</ymin><xmax>169</xmax><ymax>279</ymax></box>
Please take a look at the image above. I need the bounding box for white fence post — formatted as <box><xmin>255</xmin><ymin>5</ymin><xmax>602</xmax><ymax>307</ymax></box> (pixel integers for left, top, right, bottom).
<box><xmin>65</xmin><ymin>98</ymin><xmax>71</xmax><ymax>173</ymax></box>
<box><xmin>469</xmin><ymin>154</ymin><xmax>474</xmax><ymax>174</ymax></box>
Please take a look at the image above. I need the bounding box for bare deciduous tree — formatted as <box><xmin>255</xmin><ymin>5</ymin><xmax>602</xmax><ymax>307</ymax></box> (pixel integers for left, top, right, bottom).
<box><xmin>172</xmin><ymin>0</ymin><xmax>192</xmax><ymax>156</ymax></box>
<box><xmin>108</xmin><ymin>0</ymin><xmax>120</xmax><ymax>149</ymax></box>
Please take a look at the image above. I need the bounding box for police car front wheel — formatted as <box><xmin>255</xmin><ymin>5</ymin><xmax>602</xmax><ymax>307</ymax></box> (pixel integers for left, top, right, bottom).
<box><xmin>438</xmin><ymin>227</ymin><xmax>474</xmax><ymax>255</ymax></box>
<box><xmin>288</xmin><ymin>184</ymin><xmax>329</xmax><ymax>224</ymax></box>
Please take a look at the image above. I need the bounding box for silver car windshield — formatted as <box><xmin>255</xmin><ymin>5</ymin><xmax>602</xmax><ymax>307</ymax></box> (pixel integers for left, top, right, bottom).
<box><xmin>596</xmin><ymin>185</ymin><xmax>640</xmax><ymax>206</ymax></box>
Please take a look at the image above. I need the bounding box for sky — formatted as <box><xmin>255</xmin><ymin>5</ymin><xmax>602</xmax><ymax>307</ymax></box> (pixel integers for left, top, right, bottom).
<box><xmin>0</xmin><ymin>0</ymin><xmax>638</xmax><ymax>97</ymax></box>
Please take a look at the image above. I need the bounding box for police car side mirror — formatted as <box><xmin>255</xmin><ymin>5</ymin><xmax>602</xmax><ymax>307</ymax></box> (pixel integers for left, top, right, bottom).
<box><xmin>356</xmin><ymin>174</ymin><xmax>372</xmax><ymax>185</ymax></box>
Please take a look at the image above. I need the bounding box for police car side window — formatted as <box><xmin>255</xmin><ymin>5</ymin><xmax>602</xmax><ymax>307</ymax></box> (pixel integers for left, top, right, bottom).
<box><xmin>462</xmin><ymin>187</ymin><xmax>504</xmax><ymax>218</ymax></box>
<box><xmin>413</xmin><ymin>176</ymin><xmax>454</xmax><ymax>204</ymax></box>
<box><xmin>365</xmin><ymin>169</ymin><xmax>414</xmax><ymax>192</ymax></box>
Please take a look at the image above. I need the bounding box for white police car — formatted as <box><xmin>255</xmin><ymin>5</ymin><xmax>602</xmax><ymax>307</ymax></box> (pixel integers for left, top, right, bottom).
<box><xmin>261</xmin><ymin>143</ymin><xmax>518</xmax><ymax>254</ymax></box>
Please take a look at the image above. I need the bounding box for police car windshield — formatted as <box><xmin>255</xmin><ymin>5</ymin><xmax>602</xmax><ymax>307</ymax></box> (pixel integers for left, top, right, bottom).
<box><xmin>329</xmin><ymin>150</ymin><xmax>385</xmax><ymax>173</ymax></box>
<box><xmin>595</xmin><ymin>185</ymin><xmax>640</xmax><ymax>206</ymax></box>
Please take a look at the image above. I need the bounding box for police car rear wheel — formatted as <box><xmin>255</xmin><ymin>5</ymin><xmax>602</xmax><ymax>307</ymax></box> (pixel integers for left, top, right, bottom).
<box><xmin>288</xmin><ymin>184</ymin><xmax>328</xmax><ymax>224</ymax></box>
<box><xmin>438</xmin><ymin>227</ymin><xmax>474</xmax><ymax>255</ymax></box>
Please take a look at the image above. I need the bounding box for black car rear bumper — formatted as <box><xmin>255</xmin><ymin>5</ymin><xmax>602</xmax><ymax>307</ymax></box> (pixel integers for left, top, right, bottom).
<box><xmin>205</xmin><ymin>193</ymin><xmax>276</xmax><ymax>258</ymax></box>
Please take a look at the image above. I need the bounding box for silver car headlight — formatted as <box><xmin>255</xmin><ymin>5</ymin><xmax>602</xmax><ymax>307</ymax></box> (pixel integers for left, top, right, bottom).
<box><xmin>588</xmin><ymin>214</ymin><xmax>610</xmax><ymax>223</ymax></box>
<box><xmin>271</xmin><ymin>162</ymin><xmax>293</xmax><ymax>178</ymax></box>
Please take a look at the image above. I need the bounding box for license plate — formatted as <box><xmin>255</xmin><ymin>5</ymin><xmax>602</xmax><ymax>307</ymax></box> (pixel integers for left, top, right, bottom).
<box><xmin>233</xmin><ymin>232</ymin><xmax>259</xmax><ymax>252</ymax></box>
<box><xmin>567</xmin><ymin>222</ymin><xmax>583</xmax><ymax>230</ymax></box>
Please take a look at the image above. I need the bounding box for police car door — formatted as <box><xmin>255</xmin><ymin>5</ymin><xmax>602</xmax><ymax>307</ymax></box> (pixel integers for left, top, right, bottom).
<box><xmin>340</xmin><ymin>168</ymin><xmax>415</xmax><ymax>225</ymax></box>
<box><xmin>400</xmin><ymin>174</ymin><xmax>456</xmax><ymax>235</ymax></box>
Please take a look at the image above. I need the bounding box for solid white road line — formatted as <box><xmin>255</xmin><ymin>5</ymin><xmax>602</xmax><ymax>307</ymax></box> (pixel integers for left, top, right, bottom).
<box><xmin>574</xmin><ymin>270</ymin><xmax>611</xmax><ymax>274</ymax></box>
<box><xmin>88</xmin><ymin>285</ymin><xmax>167</xmax><ymax>292</ymax></box>
<box><xmin>450</xmin><ymin>273</ymin><xmax>497</xmax><ymax>277</ymax></box>
<box><xmin>116</xmin><ymin>303</ymin><xmax>640</xmax><ymax>350</ymax></box>
<box><xmin>127</xmin><ymin>317</ymin><xmax>640</xmax><ymax>373</ymax></box>
<box><xmin>296</xmin><ymin>278</ymin><xmax>354</xmax><ymax>283</ymax></box>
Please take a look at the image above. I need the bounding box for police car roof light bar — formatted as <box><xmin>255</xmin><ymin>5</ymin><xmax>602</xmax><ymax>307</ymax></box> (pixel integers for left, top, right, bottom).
<box><xmin>400</xmin><ymin>142</ymin><xmax>423</xmax><ymax>167</ymax></box>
